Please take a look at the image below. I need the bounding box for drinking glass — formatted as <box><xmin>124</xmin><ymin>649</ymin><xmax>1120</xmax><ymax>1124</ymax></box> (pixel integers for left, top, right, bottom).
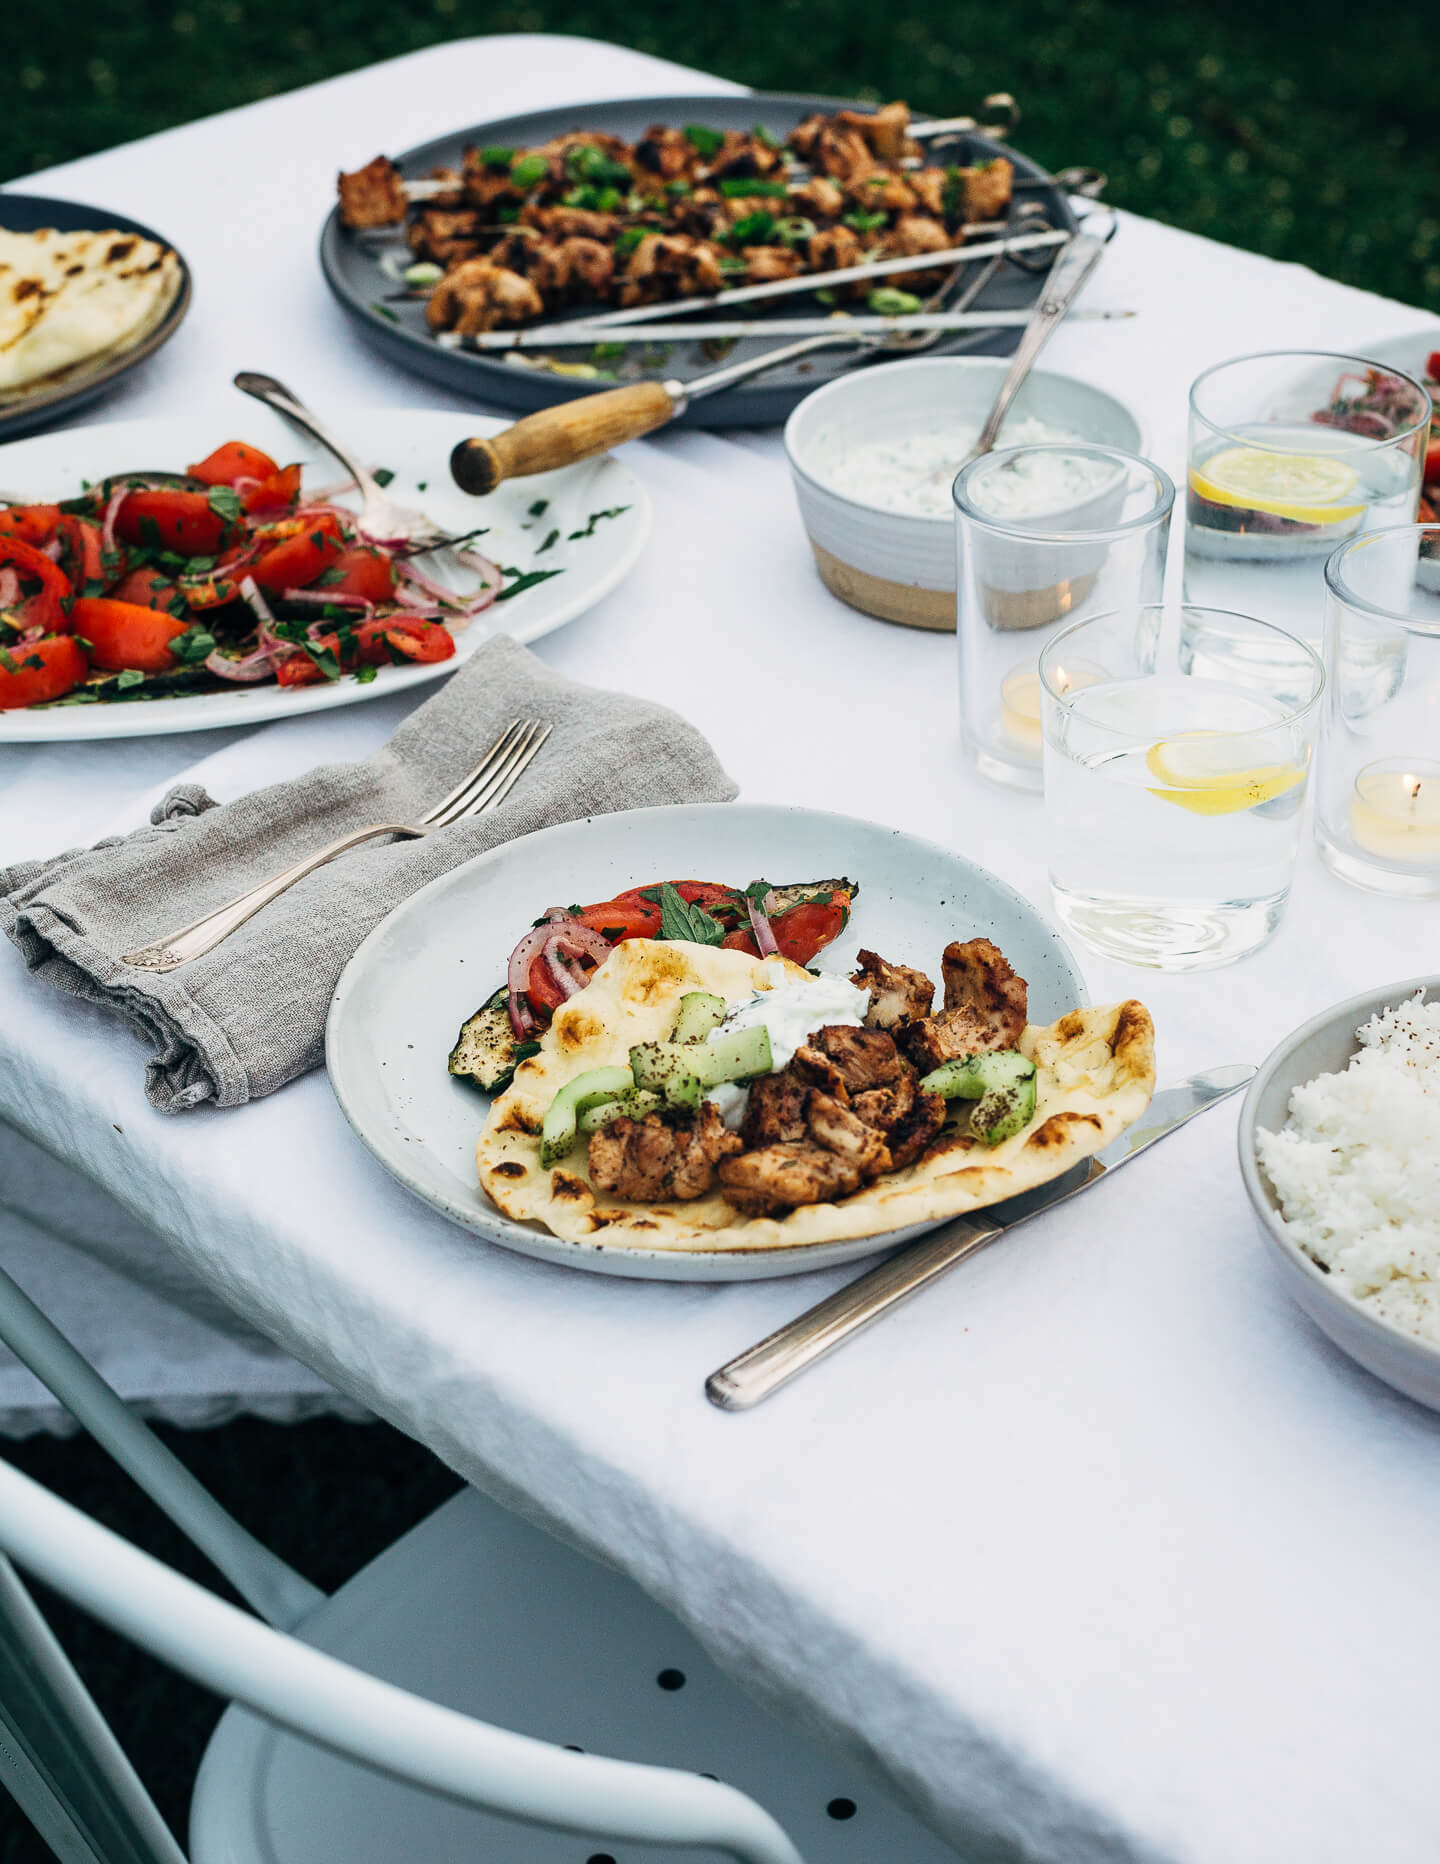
<box><xmin>1316</xmin><ymin>523</ymin><xmax>1440</xmax><ymax>899</ymax></box>
<box><xmin>954</xmin><ymin>444</ymin><xmax>1174</xmax><ymax>791</ymax></box>
<box><xmin>1039</xmin><ymin>605</ymin><xmax>1325</xmax><ymax>970</ymax></box>
<box><xmin>1183</xmin><ymin>350</ymin><xmax>1429</xmax><ymax>639</ymax></box>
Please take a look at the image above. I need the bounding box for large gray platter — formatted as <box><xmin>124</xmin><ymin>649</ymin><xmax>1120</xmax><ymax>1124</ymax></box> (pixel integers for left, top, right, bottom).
<box><xmin>318</xmin><ymin>92</ymin><xmax>1079</xmax><ymax>429</ymax></box>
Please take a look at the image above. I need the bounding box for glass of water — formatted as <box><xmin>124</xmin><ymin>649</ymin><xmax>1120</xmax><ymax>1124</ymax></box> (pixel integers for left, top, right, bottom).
<box><xmin>1183</xmin><ymin>351</ymin><xmax>1429</xmax><ymax>639</ymax></box>
<box><xmin>954</xmin><ymin>444</ymin><xmax>1174</xmax><ymax>792</ymax></box>
<box><xmin>1315</xmin><ymin>523</ymin><xmax>1440</xmax><ymax>899</ymax></box>
<box><xmin>1039</xmin><ymin>605</ymin><xmax>1325</xmax><ymax>970</ymax></box>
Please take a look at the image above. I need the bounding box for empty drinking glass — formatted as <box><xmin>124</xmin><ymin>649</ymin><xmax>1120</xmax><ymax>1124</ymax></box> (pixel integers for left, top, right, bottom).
<box><xmin>1316</xmin><ymin>523</ymin><xmax>1440</xmax><ymax>899</ymax></box>
<box><xmin>1039</xmin><ymin>605</ymin><xmax>1324</xmax><ymax>970</ymax></box>
<box><xmin>1183</xmin><ymin>350</ymin><xmax>1429</xmax><ymax>639</ymax></box>
<box><xmin>954</xmin><ymin>444</ymin><xmax>1174</xmax><ymax>791</ymax></box>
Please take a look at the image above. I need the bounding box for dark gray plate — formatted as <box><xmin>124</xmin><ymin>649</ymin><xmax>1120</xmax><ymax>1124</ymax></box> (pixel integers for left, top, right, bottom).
<box><xmin>318</xmin><ymin>92</ymin><xmax>1079</xmax><ymax>428</ymax></box>
<box><xmin>0</xmin><ymin>194</ymin><xmax>192</xmax><ymax>441</ymax></box>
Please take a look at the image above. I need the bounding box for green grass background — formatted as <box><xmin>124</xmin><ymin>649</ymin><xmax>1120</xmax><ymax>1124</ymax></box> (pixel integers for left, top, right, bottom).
<box><xmin>0</xmin><ymin>3</ymin><xmax>1435</xmax><ymax>1857</ymax></box>
<box><xmin>3</xmin><ymin>0</ymin><xmax>1437</xmax><ymax>309</ymax></box>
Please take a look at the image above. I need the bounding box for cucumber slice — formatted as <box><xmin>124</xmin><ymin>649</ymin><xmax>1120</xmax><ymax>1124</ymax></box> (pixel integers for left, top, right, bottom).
<box><xmin>631</xmin><ymin>1024</ymin><xmax>774</xmax><ymax>1102</ymax></box>
<box><xmin>540</xmin><ymin>1065</ymin><xmax>636</xmax><ymax>1167</ymax></box>
<box><xmin>578</xmin><ymin>1089</ymin><xmax>664</xmax><ymax>1133</ymax></box>
<box><xmin>920</xmin><ymin>1048</ymin><xmax>1037</xmax><ymax>1147</ymax></box>
<box><xmin>670</xmin><ymin>990</ymin><xmax>726</xmax><ymax>1044</ymax></box>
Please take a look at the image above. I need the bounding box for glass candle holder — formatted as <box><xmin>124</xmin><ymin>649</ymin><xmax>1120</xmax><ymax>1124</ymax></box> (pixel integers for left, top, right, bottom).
<box><xmin>954</xmin><ymin>444</ymin><xmax>1174</xmax><ymax>792</ymax></box>
<box><xmin>1039</xmin><ymin>605</ymin><xmax>1324</xmax><ymax>970</ymax></box>
<box><xmin>1183</xmin><ymin>350</ymin><xmax>1429</xmax><ymax>639</ymax></box>
<box><xmin>1316</xmin><ymin>523</ymin><xmax>1440</xmax><ymax>898</ymax></box>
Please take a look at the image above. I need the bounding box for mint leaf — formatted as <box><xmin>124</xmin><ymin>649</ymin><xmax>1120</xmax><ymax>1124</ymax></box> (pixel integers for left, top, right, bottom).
<box><xmin>116</xmin><ymin>669</ymin><xmax>146</xmax><ymax>689</ymax></box>
<box><xmin>657</xmin><ymin>883</ymin><xmax>725</xmax><ymax>947</ymax></box>
<box><xmin>206</xmin><ymin>485</ymin><xmax>244</xmax><ymax>525</ymax></box>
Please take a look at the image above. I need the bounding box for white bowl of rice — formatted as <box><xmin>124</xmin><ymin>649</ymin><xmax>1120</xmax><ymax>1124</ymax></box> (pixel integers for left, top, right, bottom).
<box><xmin>1239</xmin><ymin>978</ymin><xmax>1440</xmax><ymax>1411</ymax></box>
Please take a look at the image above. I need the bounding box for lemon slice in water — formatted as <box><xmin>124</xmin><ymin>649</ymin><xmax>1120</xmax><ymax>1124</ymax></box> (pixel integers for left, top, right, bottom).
<box><xmin>1189</xmin><ymin>446</ymin><xmax>1363</xmax><ymax>524</ymax></box>
<box><xmin>1145</xmin><ymin>732</ymin><xmax>1306</xmax><ymax>815</ymax></box>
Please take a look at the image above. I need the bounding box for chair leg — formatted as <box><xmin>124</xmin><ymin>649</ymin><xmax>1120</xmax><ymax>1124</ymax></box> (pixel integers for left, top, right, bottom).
<box><xmin>0</xmin><ymin>1556</ymin><xmax>187</xmax><ymax>1864</ymax></box>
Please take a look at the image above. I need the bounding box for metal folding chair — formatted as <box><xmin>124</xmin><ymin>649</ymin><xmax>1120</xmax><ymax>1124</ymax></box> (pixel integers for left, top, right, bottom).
<box><xmin>0</xmin><ymin>1262</ymin><xmax>966</xmax><ymax>1863</ymax></box>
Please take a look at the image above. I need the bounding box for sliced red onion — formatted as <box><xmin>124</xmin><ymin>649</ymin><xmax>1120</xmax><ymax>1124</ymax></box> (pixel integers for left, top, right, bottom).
<box><xmin>505</xmin><ymin>916</ymin><xmax>614</xmax><ymax>1036</ymax></box>
<box><xmin>100</xmin><ymin>486</ymin><xmax>129</xmax><ymax>558</ymax></box>
<box><xmin>506</xmin><ymin>922</ymin><xmax>554</xmax><ymax>1037</ymax></box>
<box><xmin>39</xmin><ymin>537</ymin><xmax>62</xmax><ymax>562</ymax></box>
<box><xmin>746</xmin><ymin>891</ymin><xmax>780</xmax><ymax>958</ymax></box>
<box><xmin>544</xmin><ymin>942</ymin><xmax>585</xmax><ymax>999</ymax></box>
<box><xmin>0</xmin><ymin>568</ymin><xmax>18</xmax><ymax>610</ymax></box>
<box><xmin>204</xmin><ymin>644</ymin><xmax>288</xmax><ymax>682</ymax></box>
<box><xmin>237</xmin><ymin>575</ymin><xmax>278</xmax><ymax>635</ymax></box>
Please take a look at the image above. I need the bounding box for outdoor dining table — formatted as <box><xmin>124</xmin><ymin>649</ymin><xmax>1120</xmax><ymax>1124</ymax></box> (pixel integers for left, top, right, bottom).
<box><xmin>4</xmin><ymin>33</ymin><xmax>1440</xmax><ymax>1864</ymax></box>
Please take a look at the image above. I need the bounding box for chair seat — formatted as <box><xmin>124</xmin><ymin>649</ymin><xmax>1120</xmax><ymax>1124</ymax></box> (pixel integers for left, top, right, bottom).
<box><xmin>191</xmin><ymin>1486</ymin><xmax>965</xmax><ymax>1863</ymax></box>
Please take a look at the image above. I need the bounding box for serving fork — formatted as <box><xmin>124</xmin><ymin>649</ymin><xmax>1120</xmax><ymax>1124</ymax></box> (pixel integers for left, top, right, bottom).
<box><xmin>121</xmin><ymin>719</ymin><xmax>549</xmax><ymax>974</ymax></box>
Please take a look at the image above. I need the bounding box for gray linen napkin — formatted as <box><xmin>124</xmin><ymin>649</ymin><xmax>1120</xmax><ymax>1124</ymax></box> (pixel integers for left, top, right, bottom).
<box><xmin>1</xmin><ymin>636</ymin><xmax>736</xmax><ymax>1112</ymax></box>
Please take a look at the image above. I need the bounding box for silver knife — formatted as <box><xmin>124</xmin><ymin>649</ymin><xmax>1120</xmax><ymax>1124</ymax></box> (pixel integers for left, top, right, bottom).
<box><xmin>705</xmin><ymin>1064</ymin><xmax>1255</xmax><ymax>1412</ymax></box>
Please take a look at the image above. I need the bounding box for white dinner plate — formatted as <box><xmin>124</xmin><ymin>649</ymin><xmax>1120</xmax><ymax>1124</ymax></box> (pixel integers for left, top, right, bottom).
<box><xmin>326</xmin><ymin>802</ymin><xmax>1088</xmax><ymax>1282</ymax></box>
<box><xmin>0</xmin><ymin>405</ymin><xmax>649</xmax><ymax>741</ymax></box>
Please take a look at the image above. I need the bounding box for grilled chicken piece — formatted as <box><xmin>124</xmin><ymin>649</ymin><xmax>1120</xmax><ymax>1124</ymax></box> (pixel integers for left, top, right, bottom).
<box><xmin>902</xmin><ymin>1005</ymin><xmax>1001</xmax><ymax>1074</ymax></box>
<box><xmin>589</xmin><ymin>1104</ymin><xmax>741</xmax><ymax>1202</ymax></box>
<box><xmin>790</xmin><ymin>1043</ymin><xmax>851</xmax><ymax>1100</ymax></box>
<box><xmin>742</xmin><ymin>244</ymin><xmax>804</xmax><ymax>282</ymax></box>
<box><xmin>804</xmin><ymin>1025</ymin><xmax>906</xmax><ymax>1094</ymax></box>
<box><xmin>942</xmin><ymin>938</ymin><xmax>1027</xmax><ymax>1047</ymax></box>
<box><xmin>337</xmin><ymin>156</ymin><xmax>408</xmax><ymax>228</ymax></box>
<box><xmin>668</xmin><ymin>188</ymin><xmax>727</xmax><ymax>239</ymax></box>
<box><xmin>850</xmin><ymin>950</ymin><xmax>934</xmax><ymax>1030</ymax></box>
<box><xmin>635</xmin><ymin>126</ymin><xmax>698</xmax><ymax>181</ymax></box>
<box><xmin>521</xmin><ymin>204</ymin><xmax>622</xmax><ymax>242</ymax></box>
<box><xmin>426</xmin><ymin>261</ymin><xmax>544</xmax><ymax>334</ymax></box>
<box><xmin>791</xmin><ymin>176</ymin><xmax>845</xmax><ymax>220</ymax></box>
<box><xmin>842</xmin><ymin>102</ymin><xmax>913</xmax><ymax>163</ymax></box>
<box><xmin>807</xmin><ymin>1093</ymin><xmax>891</xmax><ymax>1175</ymax></box>
<box><xmin>407</xmin><ymin>208</ymin><xmax>487</xmax><ymax>267</ymax></box>
<box><xmin>740</xmin><ymin>1070</ymin><xmax>811</xmax><ymax>1148</ymax></box>
<box><xmin>807</xmin><ymin>224</ymin><xmax>865</xmax><ymax>288</ymax></box>
<box><xmin>718</xmin><ymin>1142</ymin><xmax>866</xmax><ymax>1217</ymax></box>
<box><xmin>883</xmin><ymin>1088</ymin><xmax>947</xmax><ymax>1170</ymax></box>
<box><xmin>526</xmin><ymin>236</ymin><xmax>615</xmax><ymax>305</ymax></box>
<box><xmin>960</xmin><ymin>158</ymin><xmax>1014</xmax><ymax>222</ymax></box>
<box><xmin>849</xmin><ymin>169</ymin><xmax>918</xmax><ymax>214</ymax></box>
<box><xmin>882</xmin><ymin>213</ymin><xmax>951</xmax><ymax>257</ymax></box>
<box><xmin>789</xmin><ymin>119</ymin><xmax>876</xmax><ymax>185</ymax></box>
<box><xmin>908</xmin><ymin>169</ymin><xmax>948</xmax><ymax>217</ymax></box>
<box><xmin>619</xmin><ymin>233</ymin><xmax>725</xmax><ymax>306</ymax></box>
<box><xmin>707</xmin><ymin>131</ymin><xmax>787</xmax><ymax>184</ymax></box>
<box><xmin>852</xmin><ymin>1070</ymin><xmax>917</xmax><ymax>1133</ymax></box>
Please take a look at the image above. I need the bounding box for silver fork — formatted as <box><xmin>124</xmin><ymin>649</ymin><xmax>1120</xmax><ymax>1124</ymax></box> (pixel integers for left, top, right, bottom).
<box><xmin>121</xmin><ymin>719</ymin><xmax>550</xmax><ymax>974</ymax></box>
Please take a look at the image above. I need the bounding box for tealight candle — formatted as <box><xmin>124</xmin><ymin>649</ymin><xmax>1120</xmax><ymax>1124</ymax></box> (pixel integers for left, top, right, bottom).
<box><xmin>999</xmin><ymin>666</ymin><xmax>1042</xmax><ymax>749</ymax></box>
<box><xmin>1349</xmin><ymin>760</ymin><xmax>1440</xmax><ymax>864</ymax></box>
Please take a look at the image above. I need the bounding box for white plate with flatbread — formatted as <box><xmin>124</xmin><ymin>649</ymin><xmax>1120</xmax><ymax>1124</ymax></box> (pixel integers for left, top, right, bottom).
<box><xmin>0</xmin><ymin>195</ymin><xmax>191</xmax><ymax>439</ymax></box>
<box><xmin>0</xmin><ymin>402</ymin><xmax>649</xmax><ymax>741</ymax></box>
<box><xmin>325</xmin><ymin>802</ymin><xmax>1148</xmax><ymax>1282</ymax></box>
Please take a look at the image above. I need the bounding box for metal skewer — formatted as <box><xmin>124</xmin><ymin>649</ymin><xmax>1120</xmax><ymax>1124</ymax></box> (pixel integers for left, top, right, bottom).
<box><xmin>457</xmin><ymin>307</ymin><xmax>1134</xmax><ymax>350</ymax></box>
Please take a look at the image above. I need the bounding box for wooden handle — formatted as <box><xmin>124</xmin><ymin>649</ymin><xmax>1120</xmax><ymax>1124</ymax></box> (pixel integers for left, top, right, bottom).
<box><xmin>450</xmin><ymin>381</ymin><xmax>679</xmax><ymax>494</ymax></box>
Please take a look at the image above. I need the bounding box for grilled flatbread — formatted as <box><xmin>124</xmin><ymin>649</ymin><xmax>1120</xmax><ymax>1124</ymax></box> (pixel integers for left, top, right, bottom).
<box><xmin>476</xmin><ymin>939</ymin><xmax>1155</xmax><ymax>1254</ymax></box>
<box><xmin>0</xmin><ymin>227</ymin><xmax>182</xmax><ymax>400</ymax></box>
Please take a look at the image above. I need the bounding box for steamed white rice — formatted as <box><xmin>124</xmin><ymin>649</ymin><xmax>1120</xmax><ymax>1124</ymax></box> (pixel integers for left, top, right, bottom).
<box><xmin>1257</xmin><ymin>993</ymin><xmax>1440</xmax><ymax>1343</ymax></box>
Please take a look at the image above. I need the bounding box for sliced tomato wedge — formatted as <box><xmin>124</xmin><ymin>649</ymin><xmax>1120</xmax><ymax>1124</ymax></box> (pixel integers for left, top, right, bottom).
<box><xmin>248</xmin><ymin>513</ymin><xmax>346</xmax><ymax>593</ymax></box>
<box><xmin>771</xmin><ymin>899</ymin><xmax>848</xmax><ymax>965</ymax></box>
<box><xmin>56</xmin><ymin>515</ymin><xmax>114</xmax><ymax>596</ymax></box>
<box><xmin>0</xmin><ymin>537</ymin><xmax>72</xmax><ymax>634</ymax></box>
<box><xmin>327</xmin><ymin>545</ymin><xmax>398</xmax><ymax>603</ymax></box>
<box><xmin>274</xmin><ymin>614</ymin><xmax>456</xmax><ymax>686</ymax></box>
<box><xmin>114</xmin><ymin>489</ymin><xmax>233</xmax><ymax>558</ymax></box>
<box><xmin>187</xmin><ymin>440</ymin><xmax>281</xmax><ymax>486</ymax></box>
<box><xmin>70</xmin><ymin>596</ymin><xmax>188</xmax><ymax>673</ymax></box>
<box><xmin>575</xmin><ymin>897</ymin><xmax>663</xmax><ymax>942</ymax></box>
<box><xmin>242</xmin><ymin>462</ymin><xmax>303</xmax><ymax>517</ymax></box>
<box><xmin>526</xmin><ymin>953</ymin><xmax>571</xmax><ymax>1015</ymax></box>
<box><xmin>107</xmin><ymin>566</ymin><xmax>188</xmax><ymax>616</ymax></box>
<box><xmin>0</xmin><ymin>504</ymin><xmax>61</xmax><ymax>547</ymax></box>
<box><xmin>0</xmin><ymin>634</ymin><xmax>88</xmax><ymax>709</ymax></box>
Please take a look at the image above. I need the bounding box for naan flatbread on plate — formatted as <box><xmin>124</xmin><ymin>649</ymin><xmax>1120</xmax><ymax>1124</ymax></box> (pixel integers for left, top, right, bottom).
<box><xmin>476</xmin><ymin>939</ymin><xmax>1155</xmax><ymax>1254</ymax></box>
<box><xmin>0</xmin><ymin>227</ymin><xmax>182</xmax><ymax>401</ymax></box>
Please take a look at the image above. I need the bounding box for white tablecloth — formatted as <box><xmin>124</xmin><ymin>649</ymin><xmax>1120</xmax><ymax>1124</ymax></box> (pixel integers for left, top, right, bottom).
<box><xmin>5</xmin><ymin>35</ymin><xmax>1440</xmax><ymax>1863</ymax></box>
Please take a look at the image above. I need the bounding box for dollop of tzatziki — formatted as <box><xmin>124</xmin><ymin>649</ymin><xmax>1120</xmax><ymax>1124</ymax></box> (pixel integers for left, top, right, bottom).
<box><xmin>705</xmin><ymin>969</ymin><xmax>870</xmax><ymax>1128</ymax></box>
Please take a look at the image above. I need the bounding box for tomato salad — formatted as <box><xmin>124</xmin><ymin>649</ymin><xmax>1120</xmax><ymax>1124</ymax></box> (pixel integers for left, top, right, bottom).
<box><xmin>0</xmin><ymin>439</ymin><xmax>513</xmax><ymax>711</ymax></box>
<box><xmin>449</xmin><ymin>877</ymin><xmax>855</xmax><ymax>1093</ymax></box>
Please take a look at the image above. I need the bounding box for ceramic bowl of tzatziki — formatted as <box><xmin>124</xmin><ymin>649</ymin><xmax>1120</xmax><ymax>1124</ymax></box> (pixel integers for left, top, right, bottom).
<box><xmin>783</xmin><ymin>356</ymin><xmax>1143</xmax><ymax>630</ymax></box>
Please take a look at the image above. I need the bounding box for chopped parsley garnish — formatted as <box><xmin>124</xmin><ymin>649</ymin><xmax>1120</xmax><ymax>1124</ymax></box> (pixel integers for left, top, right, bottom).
<box><xmin>116</xmin><ymin>668</ymin><xmax>146</xmax><ymax>689</ymax></box>
<box><xmin>657</xmin><ymin>882</ymin><xmax>725</xmax><ymax>947</ymax></box>
<box><xmin>567</xmin><ymin>506</ymin><xmax>630</xmax><ymax>542</ymax></box>
<box><xmin>684</xmin><ymin>124</ymin><xmax>724</xmax><ymax>158</ymax></box>
<box><xmin>527</xmin><ymin>499</ymin><xmax>549</xmax><ymax>518</ymax></box>
<box><xmin>206</xmin><ymin>485</ymin><xmax>244</xmax><ymax>525</ymax></box>
<box><xmin>138</xmin><ymin>515</ymin><xmax>164</xmax><ymax>550</ymax></box>
<box><xmin>494</xmin><ymin>567</ymin><xmax>564</xmax><ymax>601</ymax></box>
<box><xmin>513</xmin><ymin>1040</ymin><xmax>543</xmax><ymax>1062</ymax></box>
<box><xmin>535</xmin><ymin>528</ymin><xmax>560</xmax><ymax>554</ymax></box>
<box><xmin>353</xmin><ymin>663</ymin><xmax>379</xmax><ymax>683</ymax></box>
<box><xmin>171</xmin><ymin>629</ymin><xmax>216</xmax><ymax>665</ymax></box>
<box><xmin>727</xmin><ymin>209</ymin><xmax>776</xmax><ymax>245</ymax></box>
<box><xmin>370</xmin><ymin>301</ymin><xmax>400</xmax><ymax>323</ymax></box>
<box><xmin>372</xmin><ymin>467</ymin><xmax>396</xmax><ymax>487</ymax></box>
<box><xmin>314</xmin><ymin>565</ymin><xmax>349</xmax><ymax>585</ymax></box>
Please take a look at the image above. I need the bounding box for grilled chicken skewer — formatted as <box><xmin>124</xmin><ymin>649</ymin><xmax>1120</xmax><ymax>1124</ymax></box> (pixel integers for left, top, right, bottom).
<box><xmin>460</xmin><ymin>307</ymin><xmax>1132</xmax><ymax>348</ymax></box>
